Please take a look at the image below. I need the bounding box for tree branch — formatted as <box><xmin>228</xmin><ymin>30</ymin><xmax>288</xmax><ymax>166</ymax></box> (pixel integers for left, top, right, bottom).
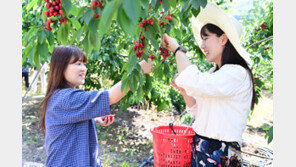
<box><xmin>246</xmin><ymin>36</ymin><xmax>273</xmax><ymax>51</ymax></box>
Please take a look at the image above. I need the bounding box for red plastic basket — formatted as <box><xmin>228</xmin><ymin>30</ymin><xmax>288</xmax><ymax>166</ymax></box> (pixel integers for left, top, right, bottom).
<box><xmin>150</xmin><ymin>125</ymin><xmax>195</xmax><ymax>167</ymax></box>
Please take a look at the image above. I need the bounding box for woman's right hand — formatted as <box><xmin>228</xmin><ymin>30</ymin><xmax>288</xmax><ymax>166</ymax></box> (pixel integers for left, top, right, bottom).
<box><xmin>95</xmin><ymin>115</ymin><xmax>115</xmax><ymax>126</ymax></box>
<box><xmin>139</xmin><ymin>58</ymin><xmax>154</xmax><ymax>74</ymax></box>
<box><xmin>162</xmin><ymin>33</ymin><xmax>180</xmax><ymax>53</ymax></box>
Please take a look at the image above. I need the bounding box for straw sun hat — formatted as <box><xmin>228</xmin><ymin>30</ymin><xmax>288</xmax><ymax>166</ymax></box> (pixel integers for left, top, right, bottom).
<box><xmin>191</xmin><ymin>2</ymin><xmax>252</xmax><ymax>66</ymax></box>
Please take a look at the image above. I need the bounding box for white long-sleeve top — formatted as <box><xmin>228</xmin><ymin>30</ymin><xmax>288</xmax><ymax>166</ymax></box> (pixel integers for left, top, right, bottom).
<box><xmin>175</xmin><ymin>64</ymin><xmax>253</xmax><ymax>143</ymax></box>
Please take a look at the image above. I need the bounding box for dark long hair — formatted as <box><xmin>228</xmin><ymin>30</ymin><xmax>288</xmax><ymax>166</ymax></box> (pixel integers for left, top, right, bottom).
<box><xmin>39</xmin><ymin>45</ymin><xmax>87</xmax><ymax>135</ymax></box>
<box><xmin>200</xmin><ymin>23</ymin><xmax>256</xmax><ymax>110</ymax></box>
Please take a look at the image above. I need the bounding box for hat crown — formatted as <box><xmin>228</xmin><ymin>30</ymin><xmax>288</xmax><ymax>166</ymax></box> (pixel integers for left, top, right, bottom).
<box><xmin>230</xmin><ymin>15</ymin><xmax>242</xmax><ymax>39</ymax></box>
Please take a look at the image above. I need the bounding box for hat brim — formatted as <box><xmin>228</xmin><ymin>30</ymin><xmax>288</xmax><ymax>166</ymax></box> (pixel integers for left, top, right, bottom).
<box><xmin>191</xmin><ymin>2</ymin><xmax>252</xmax><ymax>66</ymax></box>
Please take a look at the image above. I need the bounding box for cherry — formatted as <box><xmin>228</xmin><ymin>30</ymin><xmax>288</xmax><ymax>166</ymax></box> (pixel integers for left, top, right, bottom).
<box><xmin>59</xmin><ymin>10</ymin><xmax>64</xmax><ymax>16</ymax></box>
<box><xmin>44</xmin><ymin>11</ymin><xmax>50</xmax><ymax>17</ymax></box>
<box><xmin>97</xmin><ymin>1</ymin><xmax>102</xmax><ymax>7</ymax></box>
<box><xmin>94</xmin><ymin>13</ymin><xmax>100</xmax><ymax>18</ymax></box>
<box><xmin>49</xmin><ymin>7</ymin><xmax>55</xmax><ymax>13</ymax></box>
<box><xmin>55</xmin><ymin>6</ymin><xmax>60</xmax><ymax>10</ymax></box>
<box><xmin>92</xmin><ymin>1</ymin><xmax>98</xmax><ymax>6</ymax></box>
<box><xmin>52</xmin><ymin>1</ymin><xmax>57</xmax><ymax>6</ymax></box>
<box><xmin>149</xmin><ymin>55</ymin><xmax>156</xmax><ymax>59</ymax></box>
<box><xmin>133</xmin><ymin>45</ymin><xmax>137</xmax><ymax>51</ymax></box>
<box><xmin>59</xmin><ymin>18</ymin><xmax>64</xmax><ymax>23</ymax></box>
<box><xmin>46</xmin><ymin>3</ymin><xmax>51</xmax><ymax>9</ymax></box>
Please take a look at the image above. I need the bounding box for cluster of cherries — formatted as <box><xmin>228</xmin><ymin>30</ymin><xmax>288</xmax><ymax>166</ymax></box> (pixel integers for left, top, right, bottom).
<box><xmin>44</xmin><ymin>0</ymin><xmax>66</xmax><ymax>31</ymax></box>
<box><xmin>159</xmin><ymin>47</ymin><xmax>170</xmax><ymax>61</ymax></box>
<box><xmin>139</xmin><ymin>18</ymin><xmax>154</xmax><ymax>27</ymax></box>
<box><xmin>133</xmin><ymin>35</ymin><xmax>156</xmax><ymax>60</ymax></box>
<box><xmin>159</xmin><ymin>13</ymin><xmax>174</xmax><ymax>26</ymax></box>
<box><xmin>133</xmin><ymin>36</ymin><xmax>145</xmax><ymax>58</ymax></box>
<box><xmin>91</xmin><ymin>0</ymin><xmax>103</xmax><ymax>18</ymax></box>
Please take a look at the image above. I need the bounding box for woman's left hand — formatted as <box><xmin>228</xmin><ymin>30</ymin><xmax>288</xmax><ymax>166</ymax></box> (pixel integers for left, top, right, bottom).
<box><xmin>95</xmin><ymin>115</ymin><xmax>115</xmax><ymax>126</ymax></box>
<box><xmin>170</xmin><ymin>73</ymin><xmax>185</xmax><ymax>93</ymax></box>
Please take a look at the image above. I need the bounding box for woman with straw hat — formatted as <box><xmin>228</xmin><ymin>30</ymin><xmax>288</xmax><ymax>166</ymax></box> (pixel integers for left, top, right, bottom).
<box><xmin>162</xmin><ymin>2</ymin><xmax>255</xmax><ymax>166</ymax></box>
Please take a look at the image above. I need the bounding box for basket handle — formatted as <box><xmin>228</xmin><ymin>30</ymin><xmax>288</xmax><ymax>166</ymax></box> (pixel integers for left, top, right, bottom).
<box><xmin>169</xmin><ymin>123</ymin><xmax>177</xmax><ymax>135</ymax></box>
<box><xmin>169</xmin><ymin>109</ymin><xmax>194</xmax><ymax>135</ymax></box>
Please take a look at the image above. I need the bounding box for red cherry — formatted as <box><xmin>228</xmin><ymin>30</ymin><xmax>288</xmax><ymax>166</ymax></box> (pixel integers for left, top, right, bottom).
<box><xmin>45</xmin><ymin>22</ymin><xmax>50</xmax><ymax>27</ymax></box>
<box><xmin>141</xmin><ymin>35</ymin><xmax>145</xmax><ymax>39</ymax></box>
<box><xmin>159</xmin><ymin>0</ymin><xmax>162</xmax><ymax>4</ymax></box>
<box><xmin>139</xmin><ymin>50</ymin><xmax>143</xmax><ymax>54</ymax></box>
<box><xmin>91</xmin><ymin>5</ymin><xmax>95</xmax><ymax>10</ymax></box>
<box><xmin>97</xmin><ymin>1</ymin><xmax>102</xmax><ymax>7</ymax></box>
<box><xmin>59</xmin><ymin>10</ymin><xmax>64</xmax><ymax>16</ymax></box>
<box><xmin>47</xmin><ymin>18</ymin><xmax>53</xmax><ymax>23</ymax></box>
<box><xmin>52</xmin><ymin>1</ymin><xmax>57</xmax><ymax>6</ymax></box>
<box><xmin>139</xmin><ymin>23</ymin><xmax>144</xmax><ymax>27</ymax></box>
<box><xmin>63</xmin><ymin>18</ymin><xmax>67</xmax><ymax>24</ymax></box>
<box><xmin>59</xmin><ymin>3</ymin><xmax>61</xmax><ymax>7</ymax></box>
<box><xmin>94</xmin><ymin>13</ymin><xmax>100</xmax><ymax>18</ymax></box>
<box><xmin>59</xmin><ymin>18</ymin><xmax>64</xmax><ymax>23</ymax></box>
<box><xmin>49</xmin><ymin>7</ymin><xmax>55</xmax><ymax>13</ymax></box>
<box><xmin>44</xmin><ymin>0</ymin><xmax>49</xmax><ymax>3</ymax></box>
<box><xmin>139</xmin><ymin>43</ymin><xmax>144</xmax><ymax>49</ymax></box>
<box><xmin>46</xmin><ymin>3</ymin><xmax>51</xmax><ymax>9</ymax></box>
<box><xmin>55</xmin><ymin>5</ymin><xmax>60</xmax><ymax>10</ymax></box>
<box><xmin>133</xmin><ymin>45</ymin><xmax>137</xmax><ymax>51</ymax></box>
<box><xmin>149</xmin><ymin>55</ymin><xmax>156</xmax><ymax>59</ymax></box>
<box><xmin>53</xmin><ymin>11</ymin><xmax>58</xmax><ymax>16</ymax></box>
<box><xmin>45</xmin><ymin>27</ymin><xmax>52</xmax><ymax>31</ymax></box>
<box><xmin>134</xmin><ymin>41</ymin><xmax>138</xmax><ymax>44</ymax></box>
<box><xmin>55</xmin><ymin>0</ymin><xmax>60</xmax><ymax>3</ymax></box>
<box><xmin>92</xmin><ymin>1</ymin><xmax>98</xmax><ymax>6</ymax></box>
<box><xmin>44</xmin><ymin>11</ymin><xmax>50</xmax><ymax>17</ymax></box>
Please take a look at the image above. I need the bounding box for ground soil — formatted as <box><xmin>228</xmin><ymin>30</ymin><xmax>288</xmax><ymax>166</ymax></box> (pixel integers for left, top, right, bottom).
<box><xmin>22</xmin><ymin>90</ymin><xmax>273</xmax><ymax>167</ymax></box>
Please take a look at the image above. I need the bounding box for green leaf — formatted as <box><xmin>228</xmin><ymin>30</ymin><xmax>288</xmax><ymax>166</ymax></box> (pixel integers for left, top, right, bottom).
<box><xmin>70</xmin><ymin>4</ymin><xmax>79</xmax><ymax>16</ymax></box>
<box><xmin>78</xmin><ymin>6</ymin><xmax>87</xmax><ymax>17</ymax></box>
<box><xmin>61</xmin><ymin>24</ymin><xmax>69</xmax><ymax>46</ymax></box>
<box><xmin>88</xmin><ymin>31</ymin><xmax>101</xmax><ymax>51</ymax></box>
<box><xmin>38</xmin><ymin>30</ymin><xmax>46</xmax><ymax>44</ymax></box>
<box><xmin>151</xmin><ymin>0</ymin><xmax>157</xmax><ymax>8</ymax></box>
<box><xmin>191</xmin><ymin>6</ymin><xmax>201</xmax><ymax>17</ymax></box>
<box><xmin>61</xmin><ymin>0</ymin><xmax>72</xmax><ymax>15</ymax></box>
<box><xmin>122</xmin><ymin>0</ymin><xmax>141</xmax><ymax>24</ymax></box>
<box><xmin>84</xmin><ymin>8</ymin><xmax>93</xmax><ymax>25</ymax></box>
<box><xmin>140</xmin><ymin>0</ymin><xmax>149</xmax><ymax>9</ymax></box>
<box><xmin>168</xmin><ymin>0</ymin><xmax>177</xmax><ymax>7</ymax></box>
<box><xmin>26</xmin><ymin>0</ymin><xmax>38</xmax><ymax>11</ymax></box>
<box><xmin>192</xmin><ymin>0</ymin><xmax>201</xmax><ymax>10</ymax></box>
<box><xmin>162</xmin><ymin>0</ymin><xmax>170</xmax><ymax>11</ymax></box>
<box><xmin>88</xmin><ymin>17</ymin><xmax>99</xmax><ymax>33</ymax></box>
<box><xmin>201</xmin><ymin>0</ymin><xmax>207</xmax><ymax>8</ymax></box>
<box><xmin>118</xmin><ymin>5</ymin><xmax>136</xmax><ymax>36</ymax></box>
<box><xmin>82</xmin><ymin>34</ymin><xmax>92</xmax><ymax>55</ymax></box>
<box><xmin>183</xmin><ymin>0</ymin><xmax>192</xmax><ymax>11</ymax></box>
<box><xmin>37</xmin><ymin>41</ymin><xmax>49</xmax><ymax>60</ymax></box>
<box><xmin>33</xmin><ymin>45</ymin><xmax>40</xmax><ymax>69</ymax></box>
<box><xmin>144</xmin><ymin>32</ymin><xmax>159</xmax><ymax>49</ymax></box>
<box><xmin>70</xmin><ymin>18</ymin><xmax>81</xmax><ymax>30</ymax></box>
<box><xmin>99</xmin><ymin>0</ymin><xmax>121</xmax><ymax>39</ymax></box>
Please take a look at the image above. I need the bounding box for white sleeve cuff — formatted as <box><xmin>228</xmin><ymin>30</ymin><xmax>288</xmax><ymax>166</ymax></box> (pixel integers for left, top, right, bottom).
<box><xmin>186</xmin><ymin>102</ymin><xmax>198</xmax><ymax>118</ymax></box>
